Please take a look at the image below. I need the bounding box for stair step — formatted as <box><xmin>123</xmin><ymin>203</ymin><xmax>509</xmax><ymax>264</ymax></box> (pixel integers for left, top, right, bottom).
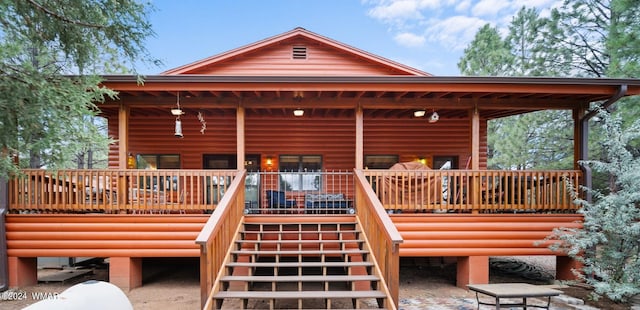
<box><xmin>232</xmin><ymin>249</ymin><xmax>368</xmax><ymax>255</ymax></box>
<box><xmin>226</xmin><ymin>261</ymin><xmax>374</xmax><ymax>268</ymax></box>
<box><xmin>213</xmin><ymin>290</ymin><xmax>386</xmax><ymax>300</ymax></box>
<box><xmin>220</xmin><ymin>275</ymin><xmax>380</xmax><ymax>282</ymax></box>
<box><xmin>244</xmin><ymin>222</ymin><xmax>357</xmax><ymax>226</ymax></box>
<box><xmin>237</xmin><ymin>239</ymin><xmax>363</xmax><ymax>245</ymax></box>
<box><xmin>241</xmin><ymin>229</ymin><xmax>360</xmax><ymax>234</ymax></box>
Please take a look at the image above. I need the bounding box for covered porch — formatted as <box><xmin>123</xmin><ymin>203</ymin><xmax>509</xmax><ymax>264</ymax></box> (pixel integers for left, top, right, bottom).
<box><xmin>5</xmin><ymin>76</ymin><xmax>639</xmax><ymax>310</ymax></box>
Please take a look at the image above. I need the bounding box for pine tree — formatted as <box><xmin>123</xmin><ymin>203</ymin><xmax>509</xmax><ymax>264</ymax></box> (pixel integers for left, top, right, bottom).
<box><xmin>550</xmin><ymin>110</ymin><xmax>640</xmax><ymax>302</ymax></box>
<box><xmin>0</xmin><ymin>0</ymin><xmax>156</xmax><ymax>177</ymax></box>
<box><xmin>457</xmin><ymin>24</ymin><xmax>514</xmax><ymax>76</ymax></box>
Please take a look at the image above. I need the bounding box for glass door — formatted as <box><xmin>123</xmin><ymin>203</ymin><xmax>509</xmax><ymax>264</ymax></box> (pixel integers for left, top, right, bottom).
<box><xmin>203</xmin><ymin>155</ymin><xmax>235</xmax><ymax>204</ymax></box>
<box><xmin>202</xmin><ymin>154</ymin><xmax>260</xmax><ymax>210</ymax></box>
<box><xmin>244</xmin><ymin>155</ymin><xmax>260</xmax><ymax>213</ymax></box>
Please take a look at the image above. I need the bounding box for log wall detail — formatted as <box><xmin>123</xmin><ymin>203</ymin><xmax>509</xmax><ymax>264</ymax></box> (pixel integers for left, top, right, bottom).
<box><xmin>5</xmin><ymin>214</ymin><xmax>580</xmax><ymax>259</ymax></box>
<box><xmin>393</xmin><ymin>214</ymin><xmax>582</xmax><ymax>256</ymax></box>
<box><xmin>6</xmin><ymin>214</ymin><xmax>209</xmax><ymax>257</ymax></box>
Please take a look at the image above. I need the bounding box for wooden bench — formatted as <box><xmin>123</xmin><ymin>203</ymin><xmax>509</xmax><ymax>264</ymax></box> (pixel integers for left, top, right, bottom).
<box><xmin>467</xmin><ymin>283</ymin><xmax>562</xmax><ymax>310</ymax></box>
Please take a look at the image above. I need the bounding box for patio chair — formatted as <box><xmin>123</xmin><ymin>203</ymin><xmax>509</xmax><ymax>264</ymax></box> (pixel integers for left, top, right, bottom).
<box><xmin>265</xmin><ymin>190</ymin><xmax>296</xmax><ymax>213</ymax></box>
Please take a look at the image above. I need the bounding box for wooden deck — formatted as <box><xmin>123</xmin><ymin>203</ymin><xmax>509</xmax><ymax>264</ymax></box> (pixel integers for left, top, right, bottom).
<box><xmin>8</xmin><ymin>169</ymin><xmax>581</xmax><ymax>214</ymax></box>
<box><xmin>4</xmin><ymin>168</ymin><xmax>583</xmax><ymax>309</ymax></box>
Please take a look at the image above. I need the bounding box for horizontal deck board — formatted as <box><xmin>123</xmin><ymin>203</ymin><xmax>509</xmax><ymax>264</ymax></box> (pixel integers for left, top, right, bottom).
<box><xmin>237</xmin><ymin>239</ymin><xmax>363</xmax><ymax>244</ymax></box>
<box><xmin>213</xmin><ymin>290</ymin><xmax>386</xmax><ymax>299</ymax></box>
<box><xmin>226</xmin><ymin>261</ymin><xmax>373</xmax><ymax>268</ymax></box>
<box><xmin>232</xmin><ymin>249</ymin><xmax>367</xmax><ymax>255</ymax></box>
<box><xmin>241</xmin><ymin>229</ymin><xmax>359</xmax><ymax>234</ymax></box>
<box><xmin>220</xmin><ymin>275</ymin><xmax>379</xmax><ymax>282</ymax></box>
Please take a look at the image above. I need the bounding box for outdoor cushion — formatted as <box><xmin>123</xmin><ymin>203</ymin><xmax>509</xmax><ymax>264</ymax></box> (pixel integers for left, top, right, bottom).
<box><xmin>266</xmin><ymin>190</ymin><xmax>296</xmax><ymax>208</ymax></box>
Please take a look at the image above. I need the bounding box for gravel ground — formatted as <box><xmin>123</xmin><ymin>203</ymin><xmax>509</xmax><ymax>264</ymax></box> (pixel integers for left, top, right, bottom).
<box><xmin>1</xmin><ymin>255</ymin><xmax>604</xmax><ymax>310</ymax></box>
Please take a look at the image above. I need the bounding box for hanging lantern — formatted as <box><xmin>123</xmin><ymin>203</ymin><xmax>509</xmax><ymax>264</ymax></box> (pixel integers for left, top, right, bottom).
<box><xmin>174</xmin><ymin>118</ymin><xmax>183</xmax><ymax>138</ymax></box>
<box><xmin>126</xmin><ymin>153</ymin><xmax>136</xmax><ymax>169</ymax></box>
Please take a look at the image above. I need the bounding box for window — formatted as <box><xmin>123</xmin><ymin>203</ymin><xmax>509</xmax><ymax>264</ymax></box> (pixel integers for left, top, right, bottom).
<box><xmin>433</xmin><ymin>156</ymin><xmax>459</xmax><ymax>169</ymax></box>
<box><xmin>364</xmin><ymin>155</ymin><xmax>398</xmax><ymax>169</ymax></box>
<box><xmin>135</xmin><ymin>154</ymin><xmax>180</xmax><ymax>191</ymax></box>
<box><xmin>136</xmin><ymin>154</ymin><xmax>180</xmax><ymax>170</ymax></box>
<box><xmin>203</xmin><ymin>154</ymin><xmax>236</xmax><ymax>169</ymax></box>
<box><xmin>279</xmin><ymin>155</ymin><xmax>322</xmax><ymax>191</ymax></box>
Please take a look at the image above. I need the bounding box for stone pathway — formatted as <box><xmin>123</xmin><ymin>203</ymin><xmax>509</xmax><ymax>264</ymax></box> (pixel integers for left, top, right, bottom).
<box><xmin>396</xmin><ymin>295</ymin><xmax>585</xmax><ymax>310</ymax></box>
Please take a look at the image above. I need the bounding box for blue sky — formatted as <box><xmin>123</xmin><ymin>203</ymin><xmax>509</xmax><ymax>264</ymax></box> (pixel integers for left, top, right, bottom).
<box><xmin>142</xmin><ymin>0</ymin><xmax>561</xmax><ymax>76</ymax></box>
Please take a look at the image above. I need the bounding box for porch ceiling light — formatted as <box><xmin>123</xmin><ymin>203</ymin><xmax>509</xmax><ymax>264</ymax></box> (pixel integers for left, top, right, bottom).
<box><xmin>293</xmin><ymin>109</ymin><xmax>304</xmax><ymax>116</ymax></box>
<box><xmin>414</xmin><ymin>110</ymin><xmax>426</xmax><ymax>117</ymax></box>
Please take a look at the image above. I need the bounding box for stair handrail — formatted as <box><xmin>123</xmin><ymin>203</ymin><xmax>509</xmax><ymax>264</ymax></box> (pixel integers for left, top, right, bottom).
<box><xmin>195</xmin><ymin>169</ymin><xmax>246</xmax><ymax>310</ymax></box>
<box><xmin>353</xmin><ymin>169</ymin><xmax>403</xmax><ymax>308</ymax></box>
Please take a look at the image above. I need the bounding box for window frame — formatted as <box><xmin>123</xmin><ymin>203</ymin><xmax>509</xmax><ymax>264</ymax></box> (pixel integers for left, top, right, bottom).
<box><xmin>135</xmin><ymin>154</ymin><xmax>180</xmax><ymax>191</ymax></box>
<box><xmin>364</xmin><ymin>154</ymin><xmax>399</xmax><ymax>169</ymax></box>
<box><xmin>278</xmin><ymin>155</ymin><xmax>322</xmax><ymax>191</ymax></box>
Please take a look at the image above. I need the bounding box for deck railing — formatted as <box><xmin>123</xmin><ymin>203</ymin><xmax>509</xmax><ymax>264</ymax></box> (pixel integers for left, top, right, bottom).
<box><xmin>195</xmin><ymin>170</ymin><xmax>246</xmax><ymax>310</ymax></box>
<box><xmin>9</xmin><ymin>169</ymin><xmax>237</xmax><ymax>213</ymax></box>
<box><xmin>245</xmin><ymin>170</ymin><xmax>354</xmax><ymax>214</ymax></box>
<box><xmin>9</xmin><ymin>169</ymin><xmax>581</xmax><ymax>214</ymax></box>
<box><xmin>364</xmin><ymin>169</ymin><xmax>581</xmax><ymax>213</ymax></box>
<box><xmin>354</xmin><ymin>169</ymin><xmax>403</xmax><ymax>309</ymax></box>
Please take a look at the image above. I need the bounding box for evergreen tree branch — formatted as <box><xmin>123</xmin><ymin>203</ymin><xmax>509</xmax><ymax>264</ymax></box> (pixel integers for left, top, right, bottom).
<box><xmin>24</xmin><ymin>0</ymin><xmax>106</xmax><ymax>29</ymax></box>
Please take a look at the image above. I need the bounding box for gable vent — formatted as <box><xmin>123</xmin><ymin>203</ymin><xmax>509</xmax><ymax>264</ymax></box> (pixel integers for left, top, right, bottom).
<box><xmin>292</xmin><ymin>46</ymin><xmax>307</xmax><ymax>59</ymax></box>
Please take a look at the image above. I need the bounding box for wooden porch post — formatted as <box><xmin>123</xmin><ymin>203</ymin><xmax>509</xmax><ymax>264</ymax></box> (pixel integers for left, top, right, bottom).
<box><xmin>118</xmin><ymin>103</ymin><xmax>129</xmax><ymax>169</ymax></box>
<box><xmin>467</xmin><ymin>106</ymin><xmax>490</xmax><ymax>288</ymax></box>
<box><xmin>237</xmin><ymin>106</ymin><xmax>245</xmax><ymax>170</ymax></box>
<box><xmin>355</xmin><ymin>105</ymin><xmax>363</xmax><ymax>170</ymax></box>
<box><xmin>470</xmin><ymin>105</ymin><xmax>481</xmax><ymax>211</ymax></box>
<box><xmin>573</xmin><ymin>105</ymin><xmax>587</xmax><ymax>170</ymax></box>
<box><xmin>470</xmin><ymin>104</ymin><xmax>480</xmax><ymax>170</ymax></box>
<box><xmin>118</xmin><ymin>104</ymin><xmax>130</xmax><ymax>207</ymax></box>
<box><xmin>578</xmin><ymin>85</ymin><xmax>626</xmax><ymax>202</ymax></box>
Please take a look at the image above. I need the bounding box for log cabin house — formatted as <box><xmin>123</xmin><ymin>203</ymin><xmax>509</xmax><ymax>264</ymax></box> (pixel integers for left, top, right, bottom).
<box><xmin>3</xmin><ymin>28</ymin><xmax>640</xmax><ymax>309</ymax></box>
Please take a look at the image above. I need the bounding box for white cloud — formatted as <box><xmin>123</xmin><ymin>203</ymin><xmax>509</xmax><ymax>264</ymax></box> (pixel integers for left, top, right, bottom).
<box><xmin>471</xmin><ymin>0</ymin><xmax>511</xmax><ymax>17</ymax></box>
<box><xmin>363</xmin><ymin>0</ymin><xmax>562</xmax><ymax>51</ymax></box>
<box><xmin>511</xmin><ymin>0</ymin><xmax>558</xmax><ymax>10</ymax></box>
<box><xmin>425</xmin><ymin>15</ymin><xmax>488</xmax><ymax>50</ymax></box>
<box><xmin>455</xmin><ymin>0</ymin><xmax>472</xmax><ymax>12</ymax></box>
<box><xmin>394</xmin><ymin>32</ymin><xmax>427</xmax><ymax>47</ymax></box>
<box><xmin>367</xmin><ymin>0</ymin><xmax>425</xmax><ymax>22</ymax></box>
<box><xmin>365</xmin><ymin>0</ymin><xmax>446</xmax><ymax>23</ymax></box>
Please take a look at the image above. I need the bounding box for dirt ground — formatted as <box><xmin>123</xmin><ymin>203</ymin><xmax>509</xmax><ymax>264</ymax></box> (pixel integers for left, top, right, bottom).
<box><xmin>1</xmin><ymin>256</ymin><xmax>633</xmax><ymax>309</ymax></box>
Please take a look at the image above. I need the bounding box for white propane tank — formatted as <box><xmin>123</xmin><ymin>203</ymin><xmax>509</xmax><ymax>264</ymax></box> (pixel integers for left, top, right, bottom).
<box><xmin>22</xmin><ymin>280</ymin><xmax>133</xmax><ymax>310</ymax></box>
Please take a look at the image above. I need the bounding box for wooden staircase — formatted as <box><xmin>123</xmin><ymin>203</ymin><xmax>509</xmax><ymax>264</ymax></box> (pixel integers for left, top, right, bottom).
<box><xmin>212</xmin><ymin>217</ymin><xmax>391</xmax><ymax>309</ymax></box>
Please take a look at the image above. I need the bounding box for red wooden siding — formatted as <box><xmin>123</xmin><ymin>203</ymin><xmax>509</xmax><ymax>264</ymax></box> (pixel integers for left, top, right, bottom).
<box><xmin>108</xmin><ymin>112</ymin><xmax>486</xmax><ymax>170</ymax></box>
<box><xmin>6</xmin><ymin>214</ymin><xmax>209</xmax><ymax>257</ymax></box>
<box><xmin>108</xmin><ymin>113</ymin><xmax>238</xmax><ymax>169</ymax></box>
<box><xmin>184</xmin><ymin>37</ymin><xmax>412</xmax><ymax>76</ymax></box>
<box><xmin>363</xmin><ymin>117</ymin><xmax>488</xmax><ymax>169</ymax></box>
<box><xmin>393</xmin><ymin>214</ymin><xmax>582</xmax><ymax>256</ymax></box>
<box><xmin>245</xmin><ymin>115</ymin><xmax>356</xmax><ymax>169</ymax></box>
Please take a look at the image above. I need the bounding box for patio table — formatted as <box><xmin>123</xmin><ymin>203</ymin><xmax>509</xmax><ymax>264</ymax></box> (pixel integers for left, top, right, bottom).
<box><xmin>467</xmin><ymin>283</ymin><xmax>562</xmax><ymax>310</ymax></box>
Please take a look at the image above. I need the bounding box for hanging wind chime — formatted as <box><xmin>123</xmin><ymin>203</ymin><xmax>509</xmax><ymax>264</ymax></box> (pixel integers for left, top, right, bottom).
<box><xmin>197</xmin><ymin>111</ymin><xmax>207</xmax><ymax>134</ymax></box>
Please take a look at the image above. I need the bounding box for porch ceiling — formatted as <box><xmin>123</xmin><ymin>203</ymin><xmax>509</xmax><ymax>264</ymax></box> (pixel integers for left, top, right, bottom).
<box><xmin>99</xmin><ymin>75</ymin><xmax>640</xmax><ymax>120</ymax></box>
